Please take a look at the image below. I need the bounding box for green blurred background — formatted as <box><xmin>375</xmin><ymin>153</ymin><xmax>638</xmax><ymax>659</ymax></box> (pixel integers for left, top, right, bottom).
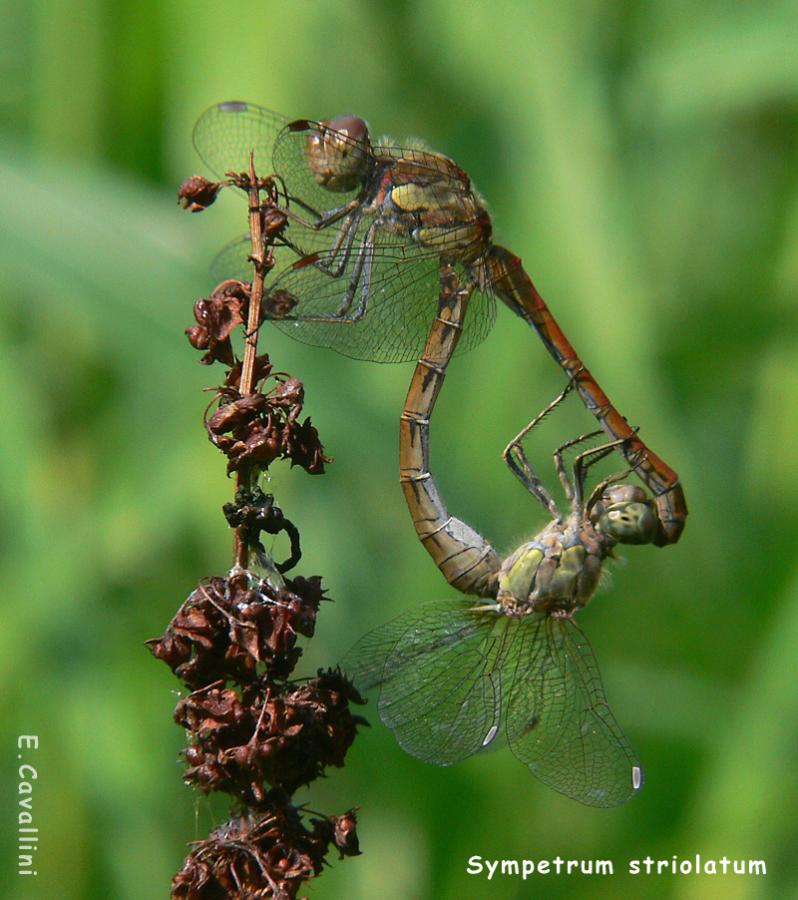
<box><xmin>2</xmin><ymin>1</ymin><xmax>797</xmax><ymax>898</ymax></box>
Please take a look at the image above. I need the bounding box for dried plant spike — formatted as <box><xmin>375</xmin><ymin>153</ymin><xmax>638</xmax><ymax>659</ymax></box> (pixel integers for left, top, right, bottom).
<box><xmin>152</xmin><ymin>117</ymin><xmax>360</xmax><ymax>899</ymax></box>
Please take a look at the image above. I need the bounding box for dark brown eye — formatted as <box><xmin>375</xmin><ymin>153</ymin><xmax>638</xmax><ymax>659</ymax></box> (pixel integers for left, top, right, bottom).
<box><xmin>324</xmin><ymin>115</ymin><xmax>369</xmax><ymax>145</ymax></box>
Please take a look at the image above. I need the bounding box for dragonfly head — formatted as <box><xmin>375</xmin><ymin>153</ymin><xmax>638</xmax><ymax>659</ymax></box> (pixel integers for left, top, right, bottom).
<box><xmin>589</xmin><ymin>484</ymin><xmax>657</xmax><ymax>545</ymax></box>
<box><xmin>306</xmin><ymin>115</ymin><xmax>372</xmax><ymax>192</ymax></box>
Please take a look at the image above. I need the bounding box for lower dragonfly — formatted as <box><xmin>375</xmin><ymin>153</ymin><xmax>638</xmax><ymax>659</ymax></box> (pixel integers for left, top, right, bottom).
<box><xmin>192</xmin><ymin>102</ymin><xmax>686</xmax><ymax>546</ymax></box>
<box><xmin>342</xmin><ymin>267</ymin><xmax>657</xmax><ymax>807</ymax></box>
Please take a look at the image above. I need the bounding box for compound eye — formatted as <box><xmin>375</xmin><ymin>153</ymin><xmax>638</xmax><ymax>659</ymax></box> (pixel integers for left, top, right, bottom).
<box><xmin>603</xmin><ymin>502</ymin><xmax>658</xmax><ymax>545</ymax></box>
<box><xmin>306</xmin><ymin>115</ymin><xmax>371</xmax><ymax>192</ymax></box>
<box><xmin>326</xmin><ymin>115</ymin><xmax>369</xmax><ymax>145</ymax></box>
<box><xmin>590</xmin><ymin>484</ymin><xmax>657</xmax><ymax>545</ymax></box>
<box><xmin>601</xmin><ymin>484</ymin><xmax>648</xmax><ymax>506</ymax></box>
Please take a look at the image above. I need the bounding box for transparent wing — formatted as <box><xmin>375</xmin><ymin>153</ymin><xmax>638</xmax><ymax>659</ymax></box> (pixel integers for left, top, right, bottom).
<box><xmin>504</xmin><ymin>614</ymin><xmax>642</xmax><ymax>807</ymax></box>
<box><xmin>193</xmin><ymin>102</ymin><xmax>364</xmax><ymax>220</ymax></box>
<box><xmin>209</xmin><ymin>228</ymin><xmax>351</xmax><ymax>285</ymax></box>
<box><xmin>373</xmin><ymin>141</ymin><xmax>474</xmax><ymax>183</ymax></box>
<box><xmin>193</xmin><ymin>101</ymin><xmax>291</xmax><ymax>180</ymax></box>
<box><xmin>341</xmin><ymin>599</ymin><xmax>513</xmax><ymax>765</ymax></box>
<box><xmin>209</xmin><ymin>231</ymin><xmax>497</xmax><ymax>363</ymax></box>
<box><xmin>265</xmin><ymin>229</ymin><xmax>497</xmax><ymax>363</ymax></box>
<box><xmin>209</xmin><ymin>235</ymin><xmax>252</xmax><ymax>283</ymax></box>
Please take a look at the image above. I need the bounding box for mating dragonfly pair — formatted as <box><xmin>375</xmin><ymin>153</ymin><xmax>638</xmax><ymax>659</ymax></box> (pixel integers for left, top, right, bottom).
<box><xmin>193</xmin><ymin>101</ymin><xmax>687</xmax><ymax>806</ymax></box>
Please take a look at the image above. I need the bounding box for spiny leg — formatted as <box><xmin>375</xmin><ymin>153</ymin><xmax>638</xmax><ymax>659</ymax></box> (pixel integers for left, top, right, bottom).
<box><xmin>273</xmin><ymin>199</ymin><xmax>365</xmax><ymax>284</ymax></box>
<box><xmin>341</xmin><ymin>225</ymin><xmax>378</xmax><ymax>320</ymax></box>
<box><xmin>280</xmin><ymin>195</ymin><xmax>362</xmax><ymax>231</ymax></box>
<box><xmin>552</xmin><ymin>428</ymin><xmax>604</xmax><ymax>502</ymax></box>
<box><xmin>571</xmin><ymin>434</ymin><xmax>636</xmax><ymax>511</ymax></box>
<box><xmin>322</xmin><ymin>219</ymin><xmax>378</xmax><ymax>320</ymax></box>
<box><xmin>311</xmin><ymin>207</ymin><xmax>364</xmax><ymax>278</ymax></box>
<box><xmin>283</xmin><ymin>221</ymin><xmax>379</xmax><ymax>325</ymax></box>
<box><xmin>502</xmin><ymin>380</ymin><xmax>577</xmax><ymax>519</ymax></box>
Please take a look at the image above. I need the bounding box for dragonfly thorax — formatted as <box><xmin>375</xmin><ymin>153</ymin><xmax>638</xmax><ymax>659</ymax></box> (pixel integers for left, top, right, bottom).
<box><xmin>306</xmin><ymin>115</ymin><xmax>372</xmax><ymax>192</ymax></box>
<box><xmin>384</xmin><ymin>161</ymin><xmax>492</xmax><ymax>263</ymax></box>
<box><xmin>496</xmin><ymin>518</ymin><xmax>611</xmax><ymax>617</ymax></box>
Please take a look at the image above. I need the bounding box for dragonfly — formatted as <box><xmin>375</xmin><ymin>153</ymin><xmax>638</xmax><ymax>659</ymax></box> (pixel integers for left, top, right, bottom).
<box><xmin>342</xmin><ymin>267</ymin><xmax>656</xmax><ymax>807</ymax></box>
<box><xmin>192</xmin><ymin>101</ymin><xmax>686</xmax><ymax>545</ymax></box>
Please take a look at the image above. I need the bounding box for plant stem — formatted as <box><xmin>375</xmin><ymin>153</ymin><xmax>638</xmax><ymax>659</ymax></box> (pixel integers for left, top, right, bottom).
<box><xmin>233</xmin><ymin>152</ymin><xmax>270</xmax><ymax>570</ymax></box>
<box><xmin>240</xmin><ymin>153</ymin><xmax>266</xmax><ymax>398</ymax></box>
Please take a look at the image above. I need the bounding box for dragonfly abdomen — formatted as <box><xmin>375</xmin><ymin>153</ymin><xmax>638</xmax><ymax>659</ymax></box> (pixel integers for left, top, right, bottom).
<box><xmin>400</xmin><ymin>268</ymin><xmax>500</xmax><ymax>597</ymax></box>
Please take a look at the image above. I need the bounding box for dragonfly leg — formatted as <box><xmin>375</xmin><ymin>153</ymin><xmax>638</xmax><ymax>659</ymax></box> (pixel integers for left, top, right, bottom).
<box><xmin>278</xmin><ymin>222</ymin><xmax>378</xmax><ymax>326</ymax></box>
<box><xmin>503</xmin><ymin>448</ymin><xmax>560</xmax><ymax>521</ymax></box>
<box><xmin>280</xmin><ymin>195</ymin><xmax>361</xmax><ymax>231</ymax></box>
<box><xmin>322</xmin><ymin>220</ymin><xmax>378</xmax><ymax>321</ymax></box>
<box><xmin>585</xmin><ymin>468</ymin><xmax>634</xmax><ymax>515</ymax></box>
<box><xmin>322</xmin><ymin>222</ymin><xmax>376</xmax><ymax>320</ymax></box>
<box><xmin>552</xmin><ymin>428</ymin><xmax>604</xmax><ymax>501</ymax></box>
<box><xmin>341</xmin><ymin>225</ymin><xmax>379</xmax><ymax>320</ymax></box>
<box><xmin>571</xmin><ymin>434</ymin><xmax>637</xmax><ymax>511</ymax></box>
<box><xmin>312</xmin><ymin>208</ymin><xmax>364</xmax><ymax>278</ymax></box>
<box><xmin>502</xmin><ymin>381</ymin><xmax>578</xmax><ymax>519</ymax></box>
<box><xmin>280</xmin><ymin>210</ymin><xmax>359</xmax><ymax>273</ymax></box>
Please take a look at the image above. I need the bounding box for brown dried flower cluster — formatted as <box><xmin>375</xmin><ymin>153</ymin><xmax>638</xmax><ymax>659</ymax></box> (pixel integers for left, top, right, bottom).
<box><xmin>206</xmin><ymin>354</ymin><xmax>330</xmax><ymax>475</ymax></box>
<box><xmin>172</xmin><ymin>806</ymin><xmax>360</xmax><ymax>900</ymax></box>
<box><xmin>149</xmin><ymin>569</ymin><xmax>366</xmax><ymax>896</ymax></box>
<box><xmin>187</xmin><ymin>279</ymin><xmax>250</xmax><ymax>366</ymax></box>
<box><xmin>149</xmin><ymin>573</ymin><xmax>326</xmax><ymax>687</ymax></box>
<box><xmin>178</xmin><ymin>175</ymin><xmax>222</xmax><ymax>212</ymax></box>
<box><xmin>177</xmin><ymin>669</ymin><xmax>365</xmax><ymax>800</ymax></box>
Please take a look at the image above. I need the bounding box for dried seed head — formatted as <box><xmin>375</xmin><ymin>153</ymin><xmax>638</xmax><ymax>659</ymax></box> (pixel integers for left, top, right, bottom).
<box><xmin>172</xmin><ymin>805</ymin><xmax>358</xmax><ymax>898</ymax></box>
<box><xmin>147</xmin><ymin>573</ymin><xmax>330</xmax><ymax>688</ymax></box>
<box><xmin>186</xmin><ymin>281</ymin><xmax>250</xmax><ymax>365</ymax></box>
<box><xmin>205</xmin><ymin>355</ymin><xmax>331</xmax><ymax>475</ymax></box>
<box><xmin>178</xmin><ymin>175</ymin><xmax>222</xmax><ymax>212</ymax></box>
<box><xmin>332</xmin><ymin>809</ymin><xmax>361</xmax><ymax>858</ymax></box>
<box><xmin>174</xmin><ymin>670</ymin><xmax>365</xmax><ymax>800</ymax></box>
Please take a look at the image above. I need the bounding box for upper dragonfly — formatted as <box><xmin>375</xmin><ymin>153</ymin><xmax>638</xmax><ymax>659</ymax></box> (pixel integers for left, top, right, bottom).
<box><xmin>192</xmin><ymin>101</ymin><xmax>686</xmax><ymax>545</ymax></box>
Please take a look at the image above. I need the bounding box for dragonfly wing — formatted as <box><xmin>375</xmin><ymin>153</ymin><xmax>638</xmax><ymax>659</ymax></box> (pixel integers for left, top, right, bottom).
<box><xmin>209</xmin><ymin>226</ymin><xmax>354</xmax><ymax>285</ymax></box>
<box><xmin>454</xmin><ymin>266</ymin><xmax>497</xmax><ymax>356</ymax></box>
<box><xmin>210</xmin><ymin>235</ymin><xmax>256</xmax><ymax>283</ymax></box>
<box><xmin>267</xmin><ymin>230</ymin><xmax>496</xmax><ymax>363</ymax></box>
<box><xmin>373</xmin><ymin>142</ymin><xmax>478</xmax><ymax>187</ymax></box>
<box><xmin>342</xmin><ymin>599</ymin><xmax>508</xmax><ymax>765</ymax></box>
<box><xmin>193</xmin><ymin>103</ymin><xmax>362</xmax><ymax>220</ymax></box>
<box><xmin>192</xmin><ymin>101</ymin><xmax>291</xmax><ymax>181</ymax></box>
<box><xmin>208</xmin><ymin>234</ymin><xmax>496</xmax><ymax>363</ymax></box>
<box><xmin>505</xmin><ymin>614</ymin><xmax>642</xmax><ymax>807</ymax></box>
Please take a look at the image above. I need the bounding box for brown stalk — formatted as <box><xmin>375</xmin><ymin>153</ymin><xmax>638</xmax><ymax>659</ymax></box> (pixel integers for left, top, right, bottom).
<box><xmin>233</xmin><ymin>152</ymin><xmax>270</xmax><ymax>569</ymax></box>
